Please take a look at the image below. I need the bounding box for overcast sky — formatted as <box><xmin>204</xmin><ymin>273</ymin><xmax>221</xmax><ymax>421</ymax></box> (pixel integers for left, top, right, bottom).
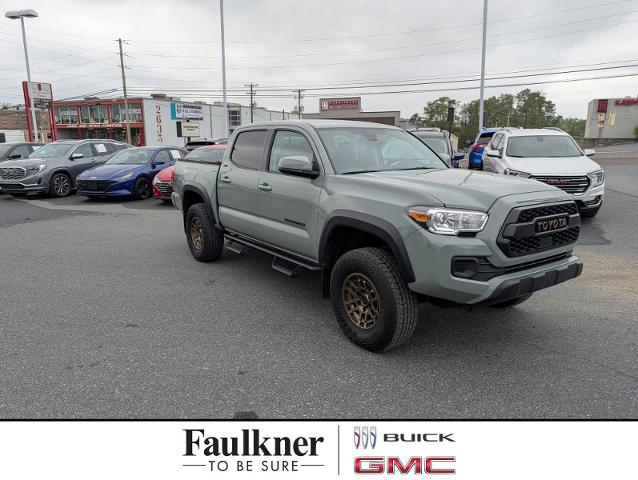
<box><xmin>1</xmin><ymin>0</ymin><xmax>637</xmax><ymax>119</ymax></box>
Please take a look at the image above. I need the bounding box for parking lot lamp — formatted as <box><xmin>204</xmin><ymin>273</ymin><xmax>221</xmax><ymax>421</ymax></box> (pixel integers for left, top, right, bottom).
<box><xmin>5</xmin><ymin>9</ymin><xmax>40</xmax><ymax>142</ymax></box>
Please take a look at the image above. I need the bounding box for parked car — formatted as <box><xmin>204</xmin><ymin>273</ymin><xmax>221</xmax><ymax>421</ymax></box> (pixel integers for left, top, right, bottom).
<box><xmin>481</xmin><ymin>127</ymin><xmax>605</xmax><ymax>217</ymax></box>
<box><xmin>468</xmin><ymin>127</ymin><xmax>504</xmax><ymax>170</ymax></box>
<box><xmin>185</xmin><ymin>138</ymin><xmax>228</xmax><ymax>151</ymax></box>
<box><xmin>153</xmin><ymin>145</ymin><xmax>226</xmax><ymax>202</ymax></box>
<box><xmin>77</xmin><ymin>146</ymin><xmax>186</xmax><ymax>200</ymax></box>
<box><xmin>0</xmin><ymin>139</ymin><xmax>130</xmax><ymax>197</ymax></box>
<box><xmin>0</xmin><ymin>142</ymin><xmax>44</xmax><ymax>162</ymax></box>
<box><xmin>407</xmin><ymin>128</ymin><xmax>464</xmax><ymax>167</ymax></box>
<box><xmin>173</xmin><ymin>120</ymin><xmax>582</xmax><ymax>352</ymax></box>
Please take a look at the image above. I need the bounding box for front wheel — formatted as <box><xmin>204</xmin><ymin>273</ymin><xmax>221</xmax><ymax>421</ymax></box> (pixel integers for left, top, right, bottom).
<box><xmin>185</xmin><ymin>203</ymin><xmax>224</xmax><ymax>262</ymax></box>
<box><xmin>49</xmin><ymin>173</ymin><xmax>73</xmax><ymax>197</ymax></box>
<box><xmin>134</xmin><ymin>177</ymin><xmax>152</xmax><ymax>199</ymax></box>
<box><xmin>330</xmin><ymin>247</ymin><xmax>418</xmax><ymax>352</ymax></box>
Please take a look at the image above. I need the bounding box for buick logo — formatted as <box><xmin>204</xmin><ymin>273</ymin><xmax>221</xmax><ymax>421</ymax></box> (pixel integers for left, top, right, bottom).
<box><xmin>354</xmin><ymin>426</ymin><xmax>377</xmax><ymax>449</ymax></box>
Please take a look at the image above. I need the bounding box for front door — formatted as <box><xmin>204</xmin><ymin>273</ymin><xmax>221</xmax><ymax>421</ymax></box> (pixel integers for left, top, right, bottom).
<box><xmin>217</xmin><ymin>129</ymin><xmax>268</xmax><ymax>238</ymax></box>
<box><xmin>258</xmin><ymin>129</ymin><xmax>323</xmax><ymax>260</ymax></box>
<box><xmin>67</xmin><ymin>143</ymin><xmax>96</xmax><ymax>179</ymax></box>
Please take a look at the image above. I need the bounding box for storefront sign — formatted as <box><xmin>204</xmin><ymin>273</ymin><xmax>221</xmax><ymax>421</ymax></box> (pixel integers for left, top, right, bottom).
<box><xmin>177</xmin><ymin>121</ymin><xmax>200</xmax><ymax>137</ymax></box>
<box><xmin>170</xmin><ymin>102</ymin><xmax>204</xmax><ymax>120</ymax></box>
<box><xmin>596</xmin><ymin>99</ymin><xmax>608</xmax><ymax>113</ymax></box>
<box><xmin>615</xmin><ymin>97</ymin><xmax>638</xmax><ymax>106</ymax></box>
<box><xmin>23</xmin><ymin>81</ymin><xmax>53</xmax><ymax>109</ymax></box>
<box><xmin>320</xmin><ymin>97</ymin><xmax>361</xmax><ymax>111</ymax></box>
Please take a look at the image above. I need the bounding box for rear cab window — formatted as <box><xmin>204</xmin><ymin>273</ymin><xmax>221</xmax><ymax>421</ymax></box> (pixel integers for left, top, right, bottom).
<box><xmin>230</xmin><ymin>130</ymin><xmax>268</xmax><ymax>170</ymax></box>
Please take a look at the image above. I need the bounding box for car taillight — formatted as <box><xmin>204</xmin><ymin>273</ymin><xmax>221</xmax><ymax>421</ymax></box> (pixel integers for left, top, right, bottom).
<box><xmin>472</xmin><ymin>143</ymin><xmax>486</xmax><ymax>152</ymax></box>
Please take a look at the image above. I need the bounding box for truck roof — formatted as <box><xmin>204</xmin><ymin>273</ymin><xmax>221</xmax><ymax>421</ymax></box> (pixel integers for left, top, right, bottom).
<box><xmin>240</xmin><ymin>119</ymin><xmax>402</xmax><ymax>130</ymax></box>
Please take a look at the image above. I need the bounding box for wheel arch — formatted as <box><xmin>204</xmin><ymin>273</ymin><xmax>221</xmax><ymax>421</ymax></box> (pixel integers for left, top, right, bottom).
<box><xmin>181</xmin><ymin>185</ymin><xmax>219</xmax><ymax>229</ymax></box>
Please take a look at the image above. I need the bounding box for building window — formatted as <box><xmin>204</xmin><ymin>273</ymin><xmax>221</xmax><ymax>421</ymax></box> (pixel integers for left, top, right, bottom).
<box><xmin>80</xmin><ymin>104</ymin><xmax>107</xmax><ymax>124</ymax></box>
<box><xmin>55</xmin><ymin>106</ymin><xmax>78</xmax><ymax>125</ymax></box>
<box><xmin>111</xmin><ymin>103</ymin><xmax>142</xmax><ymax>123</ymax></box>
<box><xmin>228</xmin><ymin>108</ymin><xmax>241</xmax><ymax>128</ymax></box>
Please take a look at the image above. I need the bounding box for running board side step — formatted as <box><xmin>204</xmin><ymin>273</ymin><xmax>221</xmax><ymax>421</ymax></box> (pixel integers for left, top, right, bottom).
<box><xmin>223</xmin><ymin>233</ymin><xmax>322</xmax><ymax>277</ymax></box>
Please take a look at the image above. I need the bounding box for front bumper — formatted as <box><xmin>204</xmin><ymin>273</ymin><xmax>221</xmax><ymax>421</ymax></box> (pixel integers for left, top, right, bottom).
<box><xmin>77</xmin><ymin>179</ymin><xmax>135</xmax><ymax>197</ymax></box>
<box><xmin>568</xmin><ymin>183</ymin><xmax>604</xmax><ymax>211</ymax></box>
<box><xmin>0</xmin><ymin>177</ymin><xmax>47</xmax><ymax>193</ymax></box>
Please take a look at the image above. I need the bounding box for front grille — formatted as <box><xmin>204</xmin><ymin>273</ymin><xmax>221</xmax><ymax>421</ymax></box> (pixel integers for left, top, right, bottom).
<box><xmin>498</xmin><ymin>201</ymin><xmax>580</xmax><ymax>258</ymax></box>
<box><xmin>0</xmin><ymin>167</ymin><xmax>26</xmax><ymax>180</ymax></box>
<box><xmin>154</xmin><ymin>180</ymin><xmax>172</xmax><ymax>194</ymax></box>
<box><xmin>77</xmin><ymin>180</ymin><xmax>113</xmax><ymax>192</ymax></box>
<box><xmin>532</xmin><ymin>175</ymin><xmax>590</xmax><ymax>194</ymax></box>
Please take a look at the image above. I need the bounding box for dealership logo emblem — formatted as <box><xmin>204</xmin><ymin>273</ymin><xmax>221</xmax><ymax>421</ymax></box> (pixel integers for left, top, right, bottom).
<box><xmin>354</xmin><ymin>426</ymin><xmax>377</xmax><ymax>449</ymax></box>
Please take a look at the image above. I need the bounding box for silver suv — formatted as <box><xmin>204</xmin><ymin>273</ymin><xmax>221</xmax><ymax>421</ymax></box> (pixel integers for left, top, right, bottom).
<box><xmin>481</xmin><ymin>128</ymin><xmax>604</xmax><ymax>217</ymax></box>
<box><xmin>0</xmin><ymin>139</ymin><xmax>130</xmax><ymax>197</ymax></box>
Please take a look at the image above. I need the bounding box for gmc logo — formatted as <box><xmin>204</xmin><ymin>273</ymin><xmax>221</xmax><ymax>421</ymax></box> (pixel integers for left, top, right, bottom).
<box><xmin>355</xmin><ymin>457</ymin><xmax>455</xmax><ymax>474</ymax></box>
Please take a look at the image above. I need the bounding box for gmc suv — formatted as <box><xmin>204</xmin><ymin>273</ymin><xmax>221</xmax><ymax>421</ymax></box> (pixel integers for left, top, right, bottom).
<box><xmin>172</xmin><ymin>120</ymin><xmax>583</xmax><ymax>352</ymax></box>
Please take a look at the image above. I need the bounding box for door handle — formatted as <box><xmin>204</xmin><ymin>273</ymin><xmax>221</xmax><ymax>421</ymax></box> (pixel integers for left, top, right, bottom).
<box><xmin>258</xmin><ymin>183</ymin><xmax>272</xmax><ymax>192</ymax></box>
<box><xmin>220</xmin><ymin>175</ymin><xmax>232</xmax><ymax>184</ymax></box>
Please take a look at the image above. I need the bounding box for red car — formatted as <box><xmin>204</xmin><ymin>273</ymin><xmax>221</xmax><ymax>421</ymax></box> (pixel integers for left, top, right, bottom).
<box><xmin>153</xmin><ymin>145</ymin><xmax>226</xmax><ymax>203</ymax></box>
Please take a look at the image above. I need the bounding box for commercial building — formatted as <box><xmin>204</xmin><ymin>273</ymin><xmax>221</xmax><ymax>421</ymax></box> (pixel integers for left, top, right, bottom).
<box><xmin>52</xmin><ymin>95</ymin><xmax>291</xmax><ymax>146</ymax></box>
<box><xmin>303</xmin><ymin>97</ymin><xmax>401</xmax><ymax>126</ymax></box>
<box><xmin>0</xmin><ymin>106</ymin><xmax>52</xmax><ymax>141</ymax></box>
<box><xmin>584</xmin><ymin>97</ymin><xmax>638</xmax><ymax>139</ymax></box>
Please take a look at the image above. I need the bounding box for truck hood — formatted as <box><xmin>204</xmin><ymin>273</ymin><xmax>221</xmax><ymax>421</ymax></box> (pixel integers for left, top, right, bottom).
<box><xmin>503</xmin><ymin>155</ymin><xmax>601</xmax><ymax>175</ymax></box>
<box><xmin>352</xmin><ymin>168</ymin><xmax>564</xmax><ymax>211</ymax></box>
<box><xmin>78</xmin><ymin>164</ymin><xmax>145</xmax><ymax>180</ymax></box>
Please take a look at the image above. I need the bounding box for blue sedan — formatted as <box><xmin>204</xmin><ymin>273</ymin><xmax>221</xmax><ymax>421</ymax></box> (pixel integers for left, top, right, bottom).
<box><xmin>77</xmin><ymin>146</ymin><xmax>186</xmax><ymax>199</ymax></box>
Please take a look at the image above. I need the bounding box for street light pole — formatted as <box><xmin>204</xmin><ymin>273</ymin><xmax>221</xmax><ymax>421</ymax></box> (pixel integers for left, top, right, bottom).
<box><xmin>6</xmin><ymin>9</ymin><xmax>39</xmax><ymax>142</ymax></box>
<box><xmin>478</xmin><ymin>0</ymin><xmax>488</xmax><ymax>131</ymax></box>
<box><xmin>219</xmin><ymin>0</ymin><xmax>229</xmax><ymax>136</ymax></box>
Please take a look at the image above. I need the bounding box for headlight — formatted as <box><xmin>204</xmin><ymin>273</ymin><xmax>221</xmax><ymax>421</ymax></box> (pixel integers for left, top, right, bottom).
<box><xmin>407</xmin><ymin>207</ymin><xmax>488</xmax><ymax>235</ymax></box>
<box><xmin>113</xmin><ymin>172</ymin><xmax>134</xmax><ymax>182</ymax></box>
<box><xmin>503</xmin><ymin>168</ymin><xmax>531</xmax><ymax>178</ymax></box>
<box><xmin>588</xmin><ymin>169</ymin><xmax>605</xmax><ymax>187</ymax></box>
<box><xmin>25</xmin><ymin>164</ymin><xmax>46</xmax><ymax>176</ymax></box>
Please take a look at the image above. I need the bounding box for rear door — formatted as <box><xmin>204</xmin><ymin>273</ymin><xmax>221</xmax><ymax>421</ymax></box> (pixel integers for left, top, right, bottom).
<box><xmin>217</xmin><ymin>129</ymin><xmax>268</xmax><ymax>238</ymax></box>
<box><xmin>67</xmin><ymin>143</ymin><xmax>96</xmax><ymax>178</ymax></box>
<box><xmin>257</xmin><ymin>128</ymin><xmax>323</xmax><ymax>259</ymax></box>
<box><xmin>91</xmin><ymin>142</ymin><xmax>112</xmax><ymax>166</ymax></box>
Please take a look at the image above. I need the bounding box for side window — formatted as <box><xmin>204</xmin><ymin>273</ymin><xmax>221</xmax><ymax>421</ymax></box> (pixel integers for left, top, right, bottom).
<box><xmin>496</xmin><ymin>135</ymin><xmax>506</xmax><ymax>151</ymax></box>
<box><xmin>169</xmin><ymin>149</ymin><xmax>184</xmax><ymax>160</ymax></box>
<box><xmin>230</xmin><ymin>130</ymin><xmax>267</xmax><ymax>170</ymax></box>
<box><xmin>154</xmin><ymin>150</ymin><xmax>171</xmax><ymax>163</ymax></box>
<box><xmin>30</xmin><ymin>144</ymin><xmax>43</xmax><ymax>153</ymax></box>
<box><xmin>269</xmin><ymin>130</ymin><xmax>314</xmax><ymax>173</ymax></box>
<box><xmin>73</xmin><ymin>143</ymin><xmax>93</xmax><ymax>158</ymax></box>
<box><xmin>92</xmin><ymin>143</ymin><xmax>109</xmax><ymax>156</ymax></box>
<box><xmin>12</xmin><ymin>145</ymin><xmax>30</xmax><ymax>158</ymax></box>
<box><xmin>489</xmin><ymin>134</ymin><xmax>501</xmax><ymax>150</ymax></box>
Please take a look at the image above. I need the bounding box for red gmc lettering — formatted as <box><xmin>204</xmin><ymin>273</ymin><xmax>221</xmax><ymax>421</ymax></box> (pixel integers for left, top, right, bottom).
<box><xmin>355</xmin><ymin>456</ymin><xmax>456</xmax><ymax>474</ymax></box>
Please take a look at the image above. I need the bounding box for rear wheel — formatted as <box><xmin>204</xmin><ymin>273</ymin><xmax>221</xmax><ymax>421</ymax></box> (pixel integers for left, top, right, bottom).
<box><xmin>185</xmin><ymin>203</ymin><xmax>224</xmax><ymax>262</ymax></box>
<box><xmin>330</xmin><ymin>247</ymin><xmax>418</xmax><ymax>352</ymax></box>
<box><xmin>49</xmin><ymin>173</ymin><xmax>72</xmax><ymax>197</ymax></box>
<box><xmin>134</xmin><ymin>177</ymin><xmax>152</xmax><ymax>199</ymax></box>
<box><xmin>490</xmin><ymin>294</ymin><xmax>533</xmax><ymax>308</ymax></box>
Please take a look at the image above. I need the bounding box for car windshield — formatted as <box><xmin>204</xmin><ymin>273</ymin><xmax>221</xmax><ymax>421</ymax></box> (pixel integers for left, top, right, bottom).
<box><xmin>28</xmin><ymin>143</ymin><xmax>73</xmax><ymax>158</ymax></box>
<box><xmin>317</xmin><ymin>127</ymin><xmax>447</xmax><ymax>174</ymax></box>
<box><xmin>107</xmin><ymin>149</ymin><xmax>154</xmax><ymax>165</ymax></box>
<box><xmin>185</xmin><ymin>148</ymin><xmax>225</xmax><ymax>163</ymax></box>
<box><xmin>506</xmin><ymin>135</ymin><xmax>583</xmax><ymax>158</ymax></box>
<box><xmin>0</xmin><ymin>145</ymin><xmax>13</xmax><ymax>156</ymax></box>
<box><xmin>414</xmin><ymin>136</ymin><xmax>449</xmax><ymax>156</ymax></box>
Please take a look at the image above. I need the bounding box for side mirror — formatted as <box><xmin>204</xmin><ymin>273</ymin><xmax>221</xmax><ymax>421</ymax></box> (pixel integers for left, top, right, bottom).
<box><xmin>485</xmin><ymin>148</ymin><xmax>501</xmax><ymax>158</ymax></box>
<box><xmin>584</xmin><ymin>148</ymin><xmax>595</xmax><ymax>157</ymax></box>
<box><xmin>453</xmin><ymin>152</ymin><xmax>465</xmax><ymax>161</ymax></box>
<box><xmin>278</xmin><ymin>155</ymin><xmax>320</xmax><ymax>178</ymax></box>
<box><xmin>69</xmin><ymin>153</ymin><xmax>84</xmax><ymax>160</ymax></box>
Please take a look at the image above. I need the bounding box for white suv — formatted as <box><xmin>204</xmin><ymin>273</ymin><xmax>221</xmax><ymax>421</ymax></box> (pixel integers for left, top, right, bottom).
<box><xmin>481</xmin><ymin>128</ymin><xmax>604</xmax><ymax>217</ymax></box>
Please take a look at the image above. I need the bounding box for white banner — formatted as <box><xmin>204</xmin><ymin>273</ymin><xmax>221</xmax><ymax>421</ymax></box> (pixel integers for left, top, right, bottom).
<box><xmin>0</xmin><ymin>421</ymin><xmax>635</xmax><ymax>479</ymax></box>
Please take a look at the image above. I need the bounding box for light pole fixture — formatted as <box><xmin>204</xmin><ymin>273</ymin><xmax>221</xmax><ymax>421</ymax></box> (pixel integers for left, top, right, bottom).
<box><xmin>5</xmin><ymin>9</ymin><xmax>40</xmax><ymax>142</ymax></box>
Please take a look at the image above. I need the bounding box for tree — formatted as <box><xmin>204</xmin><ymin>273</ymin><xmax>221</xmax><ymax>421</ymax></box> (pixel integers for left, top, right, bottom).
<box><xmin>409</xmin><ymin>113</ymin><xmax>424</xmax><ymax>127</ymax></box>
<box><xmin>512</xmin><ymin>89</ymin><xmax>557</xmax><ymax>128</ymax></box>
<box><xmin>556</xmin><ymin>117</ymin><xmax>586</xmax><ymax>137</ymax></box>
<box><xmin>422</xmin><ymin>97</ymin><xmax>459</xmax><ymax>130</ymax></box>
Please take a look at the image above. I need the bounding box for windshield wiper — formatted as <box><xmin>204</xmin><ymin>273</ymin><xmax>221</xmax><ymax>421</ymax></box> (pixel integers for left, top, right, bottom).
<box><xmin>393</xmin><ymin>167</ymin><xmax>438</xmax><ymax>171</ymax></box>
<box><xmin>341</xmin><ymin>169</ymin><xmax>381</xmax><ymax>175</ymax></box>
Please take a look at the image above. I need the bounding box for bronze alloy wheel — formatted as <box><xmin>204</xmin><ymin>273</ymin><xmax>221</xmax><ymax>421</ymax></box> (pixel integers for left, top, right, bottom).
<box><xmin>190</xmin><ymin>216</ymin><xmax>204</xmax><ymax>251</ymax></box>
<box><xmin>342</xmin><ymin>272</ymin><xmax>380</xmax><ymax>330</ymax></box>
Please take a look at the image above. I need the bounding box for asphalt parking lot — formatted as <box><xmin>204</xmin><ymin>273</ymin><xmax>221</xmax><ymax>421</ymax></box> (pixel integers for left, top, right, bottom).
<box><xmin>1</xmin><ymin>145</ymin><xmax>637</xmax><ymax>419</ymax></box>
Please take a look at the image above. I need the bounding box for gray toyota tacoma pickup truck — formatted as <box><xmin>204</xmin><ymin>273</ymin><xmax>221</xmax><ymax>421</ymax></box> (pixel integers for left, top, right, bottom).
<box><xmin>172</xmin><ymin>120</ymin><xmax>583</xmax><ymax>352</ymax></box>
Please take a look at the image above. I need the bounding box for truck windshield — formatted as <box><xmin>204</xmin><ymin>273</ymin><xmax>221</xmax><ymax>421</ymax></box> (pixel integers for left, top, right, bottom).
<box><xmin>317</xmin><ymin>127</ymin><xmax>447</xmax><ymax>174</ymax></box>
<box><xmin>28</xmin><ymin>143</ymin><xmax>73</xmax><ymax>158</ymax></box>
<box><xmin>506</xmin><ymin>135</ymin><xmax>583</xmax><ymax>158</ymax></box>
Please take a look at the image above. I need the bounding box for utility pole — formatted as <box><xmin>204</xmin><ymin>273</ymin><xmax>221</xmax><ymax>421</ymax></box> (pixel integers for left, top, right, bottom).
<box><xmin>117</xmin><ymin>38</ymin><xmax>131</xmax><ymax>144</ymax></box>
<box><xmin>293</xmin><ymin>89</ymin><xmax>304</xmax><ymax>119</ymax></box>
<box><xmin>219</xmin><ymin>0</ymin><xmax>229</xmax><ymax>136</ymax></box>
<box><xmin>478</xmin><ymin>0</ymin><xmax>488</xmax><ymax>131</ymax></box>
<box><xmin>245</xmin><ymin>82</ymin><xmax>257</xmax><ymax>123</ymax></box>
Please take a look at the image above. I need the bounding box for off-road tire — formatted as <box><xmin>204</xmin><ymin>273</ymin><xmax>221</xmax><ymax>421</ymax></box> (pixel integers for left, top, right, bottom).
<box><xmin>490</xmin><ymin>293</ymin><xmax>533</xmax><ymax>308</ymax></box>
<box><xmin>49</xmin><ymin>172</ymin><xmax>72</xmax><ymax>198</ymax></box>
<box><xmin>185</xmin><ymin>203</ymin><xmax>224</xmax><ymax>262</ymax></box>
<box><xmin>330</xmin><ymin>247</ymin><xmax>418</xmax><ymax>352</ymax></box>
